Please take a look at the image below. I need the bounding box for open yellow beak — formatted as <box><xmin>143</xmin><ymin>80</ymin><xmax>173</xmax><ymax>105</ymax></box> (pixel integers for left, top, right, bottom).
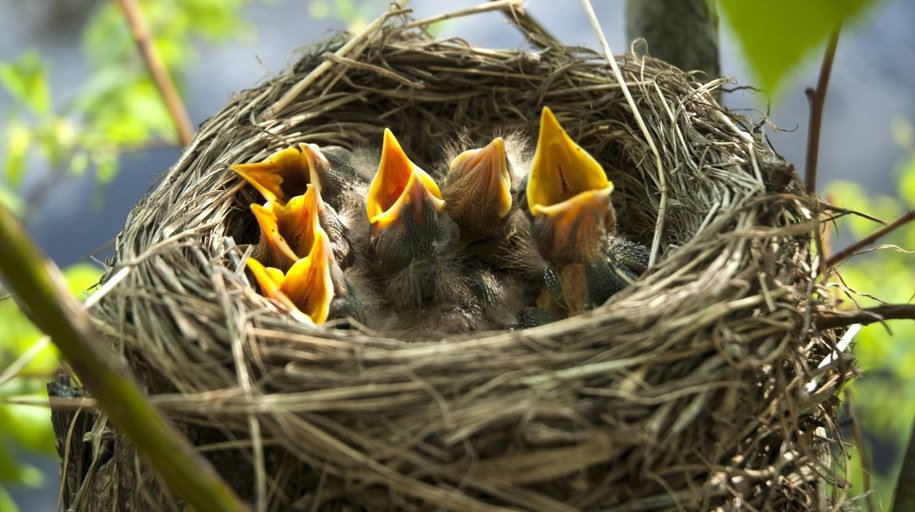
<box><xmin>231</xmin><ymin>146</ymin><xmax>311</xmax><ymax>204</ymax></box>
<box><xmin>246</xmin><ymin>225</ymin><xmax>334</xmax><ymax>325</ymax></box>
<box><xmin>366</xmin><ymin>128</ymin><xmax>444</xmax><ymax>231</ymax></box>
<box><xmin>526</xmin><ymin>107</ymin><xmax>612</xmax><ymax>216</ymax></box>
<box><xmin>250</xmin><ymin>184</ymin><xmax>324</xmax><ymax>269</ymax></box>
<box><xmin>443</xmin><ymin>137</ymin><xmax>512</xmax><ymax>242</ymax></box>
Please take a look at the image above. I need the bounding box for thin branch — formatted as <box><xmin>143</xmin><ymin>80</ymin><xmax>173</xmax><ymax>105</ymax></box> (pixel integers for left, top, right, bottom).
<box><xmin>816</xmin><ymin>304</ymin><xmax>915</xmax><ymax>329</ymax></box>
<box><xmin>893</xmin><ymin>409</ymin><xmax>915</xmax><ymax>512</ymax></box>
<box><xmin>580</xmin><ymin>0</ymin><xmax>667</xmax><ymax>268</ymax></box>
<box><xmin>403</xmin><ymin>0</ymin><xmax>521</xmax><ymax>30</ymax></box>
<box><xmin>493</xmin><ymin>0</ymin><xmax>559</xmax><ymax>49</ymax></box>
<box><xmin>825</xmin><ymin>209</ymin><xmax>915</xmax><ymax>269</ymax></box>
<box><xmin>115</xmin><ymin>0</ymin><xmax>195</xmax><ymax>147</ymax></box>
<box><xmin>0</xmin><ymin>204</ymin><xmax>248</xmax><ymax>512</ymax></box>
<box><xmin>804</xmin><ymin>25</ymin><xmax>841</xmax><ymax>195</ymax></box>
<box><xmin>264</xmin><ymin>0</ymin><xmax>409</xmax><ymax>118</ymax></box>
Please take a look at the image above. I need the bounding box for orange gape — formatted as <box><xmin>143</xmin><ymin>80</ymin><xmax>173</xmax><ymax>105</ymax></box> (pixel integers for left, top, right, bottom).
<box><xmin>526</xmin><ymin>107</ymin><xmax>620</xmax><ymax>314</ymax></box>
<box><xmin>229</xmin><ymin>109</ymin><xmax>646</xmax><ymax>330</ymax></box>
<box><xmin>243</xmin><ymin>182</ymin><xmax>336</xmax><ymax>325</ymax></box>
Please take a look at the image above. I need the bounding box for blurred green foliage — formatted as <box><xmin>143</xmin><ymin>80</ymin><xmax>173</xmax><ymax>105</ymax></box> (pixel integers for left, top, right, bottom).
<box><xmin>0</xmin><ymin>0</ymin><xmax>251</xmax><ymax>217</ymax></box>
<box><xmin>0</xmin><ymin>0</ymin><xmax>382</xmax><ymax>506</ymax></box>
<box><xmin>0</xmin><ymin>264</ymin><xmax>102</xmax><ymax>504</ymax></box>
<box><xmin>0</xmin><ymin>0</ymin><xmax>254</xmax><ymax>508</ymax></box>
<box><xmin>825</xmin><ymin>120</ymin><xmax>915</xmax><ymax>509</ymax></box>
<box><xmin>719</xmin><ymin>0</ymin><xmax>877</xmax><ymax>98</ymax></box>
<box><xmin>0</xmin><ymin>1</ymin><xmax>912</xmax><ymax>510</ymax></box>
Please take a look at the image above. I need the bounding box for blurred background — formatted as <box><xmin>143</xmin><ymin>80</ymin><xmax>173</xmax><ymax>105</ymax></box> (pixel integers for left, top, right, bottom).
<box><xmin>1</xmin><ymin>1</ymin><xmax>913</xmax><ymax>510</ymax></box>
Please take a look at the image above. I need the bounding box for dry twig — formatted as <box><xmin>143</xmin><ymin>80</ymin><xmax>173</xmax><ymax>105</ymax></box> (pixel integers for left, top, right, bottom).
<box><xmin>115</xmin><ymin>0</ymin><xmax>195</xmax><ymax>147</ymax></box>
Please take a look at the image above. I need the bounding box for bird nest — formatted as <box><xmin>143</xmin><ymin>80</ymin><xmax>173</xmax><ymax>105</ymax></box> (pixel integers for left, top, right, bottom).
<box><xmin>68</xmin><ymin>6</ymin><xmax>855</xmax><ymax>511</ymax></box>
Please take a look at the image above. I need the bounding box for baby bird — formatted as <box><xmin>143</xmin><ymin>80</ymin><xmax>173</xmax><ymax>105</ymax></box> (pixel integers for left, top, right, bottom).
<box><xmin>364</xmin><ymin>128</ymin><xmax>503</xmax><ymax>334</ymax></box>
<box><xmin>441</xmin><ymin>135</ymin><xmax>550</xmax><ymax>326</ymax></box>
<box><xmin>526</xmin><ymin>107</ymin><xmax>643</xmax><ymax>314</ymax></box>
<box><xmin>442</xmin><ymin>136</ymin><xmax>513</xmax><ymax>245</ymax></box>
<box><xmin>231</xmin><ymin>143</ymin><xmax>364</xmax><ymax>211</ymax></box>
<box><xmin>366</xmin><ymin>129</ymin><xmax>462</xmax><ymax>304</ymax></box>
<box><xmin>247</xmin><ymin>184</ymin><xmax>365</xmax><ymax>325</ymax></box>
<box><xmin>442</xmin><ymin>134</ymin><xmax>547</xmax><ymax>278</ymax></box>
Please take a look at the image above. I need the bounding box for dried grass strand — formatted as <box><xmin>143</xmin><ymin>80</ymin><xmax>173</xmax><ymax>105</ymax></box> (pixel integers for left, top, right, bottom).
<box><xmin>71</xmin><ymin>10</ymin><xmax>857</xmax><ymax>511</ymax></box>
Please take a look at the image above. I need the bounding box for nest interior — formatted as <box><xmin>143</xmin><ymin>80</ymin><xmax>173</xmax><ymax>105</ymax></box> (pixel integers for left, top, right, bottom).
<box><xmin>66</xmin><ymin>8</ymin><xmax>854</xmax><ymax>512</ymax></box>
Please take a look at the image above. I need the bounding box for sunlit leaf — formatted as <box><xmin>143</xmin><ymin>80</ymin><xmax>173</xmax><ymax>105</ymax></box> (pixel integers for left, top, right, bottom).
<box><xmin>4</xmin><ymin>122</ymin><xmax>31</xmax><ymax>187</ymax></box>
<box><xmin>719</xmin><ymin>0</ymin><xmax>877</xmax><ymax>97</ymax></box>
<box><xmin>94</xmin><ymin>151</ymin><xmax>119</xmax><ymax>185</ymax></box>
<box><xmin>0</xmin><ymin>298</ymin><xmax>42</xmax><ymax>352</ymax></box>
<box><xmin>70</xmin><ymin>152</ymin><xmax>90</xmax><ymax>177</ymax></box>
<box><xmin>0</xmin><ymin>51</ymin><xmax>53</xmax><ymax>116</ymax></box>
<box><xmin>63</xmin><ymin>263</ymin><xmax>103</xmax><ymax>297</ymax></box>
<box><xmin>5</xmin><ymin>405</ymin><xmax>55</xmax><ymax>455</ymax></box>
<box><xmin>82</xmin><ymin>3</ymin><xmax>134</xmax><ymax>67</ymax></box>
<box><xmin>900</xmin><ymin>155</ymin><xmax>915</xmax><ymax>209</ymax></box>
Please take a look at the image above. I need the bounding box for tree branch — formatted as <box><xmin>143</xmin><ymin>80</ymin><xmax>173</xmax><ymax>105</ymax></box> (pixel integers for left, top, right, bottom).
<box><xmin>115</xmin><ymin>0</ymin><xmax>195</xmax><ymax>147</ymax></box>
<box><xmin>825</xmin><ymin>209</ymin><xmax>915</xmax><ymax>269</ymax></box>
<box><xmin>804</xmin><ymin>25</ymin><xmax>841</xmax><ymax>195</ymax></box>
<box><xmin>816</xmin><ymin>304</ymin><xmax>915</xmax><ymax>329</ymax></box>
<box><xmin>0</xmin><ymin>204</ymin><xmax>248</xmax><ymax>512</ymax></box>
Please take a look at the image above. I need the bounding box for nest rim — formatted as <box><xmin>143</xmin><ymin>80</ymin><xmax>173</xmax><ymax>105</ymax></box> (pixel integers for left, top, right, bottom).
<box><xmin>83</xmin><ymin>9</ymin><xmax>854</xmax><ymax>512</ymax></box>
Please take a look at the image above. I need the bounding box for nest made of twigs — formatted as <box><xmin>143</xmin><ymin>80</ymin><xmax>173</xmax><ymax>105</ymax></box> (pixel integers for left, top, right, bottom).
<box><xmin>73</xmin><ymin>6</ymin><xmax>855</xmax><ymax>511</ymax></box>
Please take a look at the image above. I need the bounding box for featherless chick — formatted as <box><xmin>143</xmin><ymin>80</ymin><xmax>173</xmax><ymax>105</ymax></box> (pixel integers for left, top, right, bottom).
<box><xmin>364</xmin><ymin>129</ymin><xmax>505</xmax><ymax>335</ymax></box>
<box><xmin>526</xmin><ymin>107</ymin><xmax>647</xmax><ymax>315</ymax></box>
<box><xmin>442</xmin><ymin>134</ymin><xmax>547</xmax><ymax>280</ymax></box>
<box><xmin>246</xmin><ymin>184</ymin><xmax>365</xmax><ymax>325</ymax></box>
<box><xmin>441</xmin><ymin>134</ymin><xmax>549</xmax><ymax>326</ymax></box>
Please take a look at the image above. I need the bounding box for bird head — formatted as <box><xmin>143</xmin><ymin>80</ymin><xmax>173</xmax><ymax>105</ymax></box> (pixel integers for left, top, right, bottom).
<box><xmin>246</xmin><ymin>188</ymin><xmax>335</xmax><ymax>325</ymax></box>
<box><xmin>526</xmin><ymin>107</ymin><xmax>616</xmax><ymax>265</ymax></box>
<box><xmin>246</xmin><ymin>226</ymin><xmax>334</xmax><ymax>325</ymax></box>
<box><xmin>233</xmin><ymin>142</ymin><xmax>356</xmax><ymax>205</ymax></box>
<box><xmin>532</xmin><ymin>186</ymin><xmax>615</xmax><ymax>266</ymax></box>
<box><xmin>443</xmin><ymin>136</ymin><xmax>513</xmax><ymax>243</ymax></box>
<box><xmin>367</xmin><ymin>129</ymin><xmax>444</xmax><ymax>227</ymax></box>
<box><xmin>231</xmin><ymin>146</ymin><xmax>311</xmax><ymax>204</ymax></box>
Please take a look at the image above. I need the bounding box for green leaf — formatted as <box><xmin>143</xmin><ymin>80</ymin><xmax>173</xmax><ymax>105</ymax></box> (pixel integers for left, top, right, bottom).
<box><xmin>93</xmin><ymin>151</ymin><xmax>119</xmax><ymax>185</ymax></box>
<box><xmin>4</xmin><ymin>405</ymin><xmax>55</xmax><ymax>455</ymax></box>
<box><xmin>63</xmin><ymin>263</ymin><xmax>103</xmax><ymax>298</ymax></box>
<box><xmin>0</xmin><ymin>51</ymin><xmax>53</xmax><ymax>116</ymax></box>
<box><xmin>3</xmin><ymin>121</ymin><xmax>31</xmax><ymax>188</ymax></box>
<box><xmin>0</xmin><ymin>485</ymin><xmax>21</xmax><ymax>512</ymax></box>
<box><xmin>899</xmin><ymin>154</ymin><xmax>915</xmax><ymax>209</ymax></box>
<box><xmin>718</xmin><ymin>0</ymin><xmax>876</xmax><ymax>98</ymax></box>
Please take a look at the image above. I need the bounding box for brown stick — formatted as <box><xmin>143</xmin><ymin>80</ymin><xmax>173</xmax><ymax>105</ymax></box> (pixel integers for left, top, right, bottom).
<box><xmin>115</xmin><ymin>0</ymin><xmax>195</xmax><ymax>147</ymax></box>
<box><xmin>494</xmin><ymin>0</ymin><xmax>558</xmax><ymax>48</ymax></box>
<box><xmin>825</xmin><ymin>209</ymin><xmax>915</xmax><ymax>269</ymax></box>
<box><xmin>804</xmin><ymin>25</ymin><xmax>841</xmax><ymax>195</ymax></box>
<box><xmin>816</xmin><ymin>304</ymin><xmax>915</xmax><ymax>329</ymax></box>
